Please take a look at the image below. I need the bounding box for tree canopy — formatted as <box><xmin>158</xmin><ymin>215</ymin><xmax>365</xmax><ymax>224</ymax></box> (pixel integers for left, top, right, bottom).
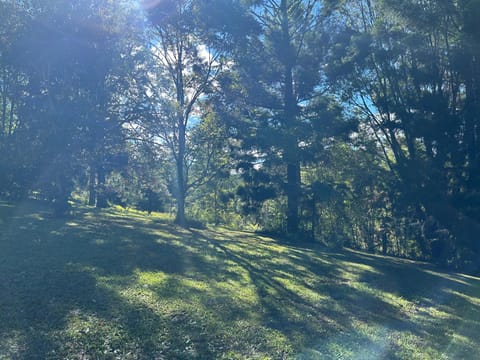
<box><xmin>1</xmin><ymin>0</ymin><xmax>480</xmax><ymax>270</ymax></box>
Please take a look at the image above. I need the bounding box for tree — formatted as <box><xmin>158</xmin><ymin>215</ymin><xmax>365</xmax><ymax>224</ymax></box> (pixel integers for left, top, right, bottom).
<box><xmin>3</xmin><ymin>0</ymin><xmax>141</xmax><ymax>214</ymax></box>
<box><xmin>333</xmin><ymin>0</ymin><xmax>480</xmax><ymax>267</ymax></box>
<box><xmin>143</xmin><ymin>0</ymin><xmax>231</xmax><ymax>226</ymax></box>
<box><xmin>222</xmin><ymin>0</ymin><xmax>353</xmax><ymax>235</ymax></box>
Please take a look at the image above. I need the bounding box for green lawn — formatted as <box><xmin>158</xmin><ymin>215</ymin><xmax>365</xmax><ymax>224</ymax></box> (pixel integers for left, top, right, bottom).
<box><xmin>1</xmin><ymin>200</ymin><xmax>480</xmax><ymax>359</ymax></box>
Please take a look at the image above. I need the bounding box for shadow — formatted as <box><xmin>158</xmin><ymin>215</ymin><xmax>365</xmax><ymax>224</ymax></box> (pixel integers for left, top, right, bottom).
<box><xmin>2</xmin><ymin>200</ymin><xmax>480</xmax><ymax>359</ymax></box>
<box><xmin>191</xmin><ymin>230</ymin><xmax>419</xmax><ymax>348</ymax></box>
<box><xmin>0</xmin><ymin>202</ymin><xmax>227</xmax><ymax>359</ymax></box>
<box><xmin>197</xmin><ymin>228</ymin><xmax>480</xmax><ymax>358</ymax></box>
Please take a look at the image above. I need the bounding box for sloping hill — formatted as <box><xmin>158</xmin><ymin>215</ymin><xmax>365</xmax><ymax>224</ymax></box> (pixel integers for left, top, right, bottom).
<box><xmin>1</xmin><ymin>201</ymin><xmax>480</xmax><ymax>359</ymax></box>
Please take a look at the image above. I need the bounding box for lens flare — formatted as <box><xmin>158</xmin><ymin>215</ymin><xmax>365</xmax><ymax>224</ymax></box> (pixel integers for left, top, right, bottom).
<box><xmin>140</xmin><ymin>0</ymin><xmax>165</xmax><ymax>10</ymax></box>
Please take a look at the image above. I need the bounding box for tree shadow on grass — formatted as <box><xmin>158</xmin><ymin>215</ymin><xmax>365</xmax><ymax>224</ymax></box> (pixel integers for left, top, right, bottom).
<box><xmin>0</xmin><ymin>203</ymin><xmax>230</xmax><ymax>359</ymax></box>
<box><xmin>197</xmin><ymin>229</ymin><xmax>480</xmax><ymax>359</ymax></box>
<box><xmin>282</xmin><ymin>247</ymin><xmax>480</xmax><ymax>358</ymax></box>
<box><xmin>2</xmin><ymin>201</ymin><xmax>480</xmax><ymax>359</ymax></box>
<box><xmin>191</xmin><ymin>230</ymin><xmax>424</xmax><ymax>356</ymax></box>
<box><xmin>0</xmin><ymin>265</ymin><xmax>225</xmax><ymax>359</ymax></box>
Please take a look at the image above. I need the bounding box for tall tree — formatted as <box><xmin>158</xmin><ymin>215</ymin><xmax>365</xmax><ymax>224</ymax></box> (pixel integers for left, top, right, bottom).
<box><xmin>332</xmin><ymin>0</ymin><xmax>480</xmax><ymax>266</ymax></box>
<box><xmin>222</xmin><ymin>0</ymin><xmax>352</xmax><ymax>235</ymax></box>
<box><xmin>4</xmin><ymin>0</ymin><xmax>141</xmax><ymax>214</ymax></box>
<box><xmin>143</xmin><ymin>0</ymin><xmax>231</xmax><ymax>226</ymax></box>
<box><xmin>0</xmin><ymin>2</ymin><xmax>27</xmax><ymax>197</ymax></box>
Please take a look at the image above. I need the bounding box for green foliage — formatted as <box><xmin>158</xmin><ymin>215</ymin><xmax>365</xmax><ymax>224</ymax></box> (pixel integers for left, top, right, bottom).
<box><xmin>2</xmin><ymin>0</ymin><xmax>480</xmax><ymax>269</ymax></box>
<box><xmin>137</xmin><ymin>188</ymin><xmax>166</xmax><ymax>214</ymax></box>
<box><xmin>216</xmin><ymin>0</ymin><xmax>355</xmax><ymax>235</ymax></box>
<box><xmin>0</xmin><ymin>0</ymin><xmax>144</xmax><ymax>215</ymax></box>
<box><xmin>325</xmin><ymin>0</ymin><xmax>480</xmax><ymax>267</ymax></box>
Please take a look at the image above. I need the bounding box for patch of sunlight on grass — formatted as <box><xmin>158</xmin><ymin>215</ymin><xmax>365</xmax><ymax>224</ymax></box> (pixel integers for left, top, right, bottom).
<box><xmin>217</xmin><ymin>233</ymin><xmax>285</xmax><ymax>251</ymax></box>
<box><xmin>97</xmin><ymin>275</ymin><xmax>282</xmax><ymax>358</ymax></box>
<box><xmin>217</xmin><ymin>280</ymin><xmax>259</xmax><ymax>307</ymax></box>
<box><xmin>151</xmin><ymin>212</ymin><xmax>174</xmax><ymax>221</ymax></box>
<box><xmin>353</xmin><ymin>281</ymin><xmax>411</xmax><ymax>309</ymax></box>
<box><xmin>299</xmin><ymin>321</ymin><xmax>437</xmax><ymax>360</ymax></box>
<box><xmin>447</xmin><ymin>289</ymin><xmax>480</xmax><ymax>306</ymax></box>
<box><xmin>64</xmin><ymin>310</ymin><xmax>141</xmax><ymax>359</ymax></box>
<box><xmin>118</xmin><ymin>286</ymin><xmax>160</xmax><ymax>312</ymax></box>
<box><xmin>202</xmin><ymin>253</ymin><xmax>218</xmax><ymax>263</ymax></box>
<box><xmin>101</xmin><ymin>208</ymin><xmax>158</xmax><ymax>224</ymax></box>
<box><xmin>457</xmin><ymin>273</ymin><xmax>480</xmax><ymax>282</ymax></box>
<box><xmin>256</xmin><ymin>241</ymin><xmax>291</xmax><ymax>254</ymax></box>
<box><xmin>426</xmin><ymin>306</ymin><xmax>454</xmax><ymax>320</ymax></box>
<box><xmin>450</xmin><ymin>332</ymin><xmax>473</xmax><ymax>347</ymax></box>
<box><xmin>224</xmin><ymin>261</ymin><xmax>253</xmax><ymax>284</ymax></box>
<box><xmin>135</xmin><ymin>270</ymin><xmax>168</xmax><ymax>286</ymax></box>
<box><xmin>226</xmin><ymin>320</ymin><xmax>293</xmax><ymax>359</ymax></box>
<box><xmin>274</xmin><ymin>276</ymin><xmax>328</xmax><ymax>303</ymax></box>
<box><xmin>392</xmin><ymin>331</ymin><xmax>438</xmax><ymax>360</ymax></box>
<box><xmin>423</xmin><ymin>269</ymin><xmax>472</xmax><ymax>286</ymax></box>
<box><xmin>0</xmin><ymin>331</ymin><xmax>25</xmax><ymax>360</ymax></box>
<box><xmin>111</xmin><ymin>205</ymin><xmax>128</xmax><ymax>212</ymax></box>
<box><xmin>339</xmin><ymin>260</ymin><xmax>380</xmax><ymax>274</ymax></box>
<box><xmin>180</xmin><ymin>277</ymin><xmax>210</xmax><ymax>292</ymax></box>
<box><xmin>66</xmin><ymin>263</ymin><xmax>99</xmax><ymax>274</ymax></box>
<box><xmin>115</xmin><ymin>206</ymin><xmax>169</xmax><ymax>219</ymax></box>
<box><xmin>154</xmin><ymin>232</ymin><xmax>181</xmax><ymax>242</ymax></box>
<box><xmin>273</xmin><ymin>269</ymin><xmax>296</xmax><ymax>283</ymax></box>
<box><xmin>118</xmin><ymin>273</ymin><xmax>210</xmax><ymax>306</ymax></box>
<box><xmin>175</xmin><ymin>242</ymin><xmax>205</xmax><ymax>255</ymax></box>
<box><xmin>222</xmin><ymin>242</ymin><xmax>264</xmax><ymax>256</ymax></box>
<box><xmin>267</xmin><ymin>254</ymin><xmax>308</xmax><ymax>270</ymax></box>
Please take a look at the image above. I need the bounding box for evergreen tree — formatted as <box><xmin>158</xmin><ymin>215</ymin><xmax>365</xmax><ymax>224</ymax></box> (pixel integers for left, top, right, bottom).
<box><xmin>222</xmin><ymin>0</ymin><xmax>353</xmax><ymax>235</ymax></box>
<box><xmin>333</xmin><ymin>0</ymin><xmax>480</xmax><ymax>267</ymax></box>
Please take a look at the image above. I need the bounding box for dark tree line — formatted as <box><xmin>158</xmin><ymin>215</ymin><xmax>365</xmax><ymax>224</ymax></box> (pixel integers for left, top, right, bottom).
<box><xmin>1</xmin><ymin>0</ymin><xmax>480</xmax><ymax>270</ymax></box>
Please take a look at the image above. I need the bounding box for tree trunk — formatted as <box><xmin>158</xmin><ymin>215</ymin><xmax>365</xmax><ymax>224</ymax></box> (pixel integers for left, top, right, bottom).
<box><xmin>281</xmin><ymin>0</ymin><xmax>300</xmax><ymax>235</ymax></box>
<box><xmin>286</xmin><ymin>161</ymin><xmax>300</xmax><ymax>235</ymax></box>
<box><xmin>53</xmin><ymin>172</ymin><xmax>71</xmax><ymax>217</ymax></box>
<box><xmin>1</xmin><ymin>69</ymin><xmax>6</xmax><ymax>137</ymax></box>
<box><xmin>214</xmin><ymin>185</ymin><xmax>219</xmax><ymax>226</ymax></box>
<box><xmin>382</xmin><ymin>232</ymin><xmax>388</xmax><ymax>255</ymax></box>
<box><xmin>175</xmin><ymin>121</ymin><xmax>187</xmax><ymax>227</ymax></box>
<box><xmin>8</xmin><ymin>99</ymin><xmax>14</xmax><ymax>136</ymax></box>
<box><xmin>88</xmin><ymin>165</ymin><xmax>96</xmax><ymax>206</ymax></box>
<box><xmin>96</xmin><ymin>167</ymin><xmax>108</xmax><ymax>208</ymax></box>
<box><xmin>311</xmin><ymin>195</ymin><xmax>317</xmax><ymax>241</ymax></box>
<box><xmin>465</xmin><ymin>73</ymin><xmax>479</xmax><ymax>182</ymax></box>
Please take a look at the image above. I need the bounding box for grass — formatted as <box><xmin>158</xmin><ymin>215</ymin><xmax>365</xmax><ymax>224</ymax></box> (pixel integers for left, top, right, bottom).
<box><xmin>1</xmin><ymin>200</ymin><xmax>480</xmax><ymax>359</ymax></box>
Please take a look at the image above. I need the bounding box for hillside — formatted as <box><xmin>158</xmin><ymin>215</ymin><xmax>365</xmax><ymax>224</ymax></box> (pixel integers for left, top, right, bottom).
<box><xmin>1</xmin><ymin>201</ymin><xmax>480</xmax><ymax>359</ymax></box>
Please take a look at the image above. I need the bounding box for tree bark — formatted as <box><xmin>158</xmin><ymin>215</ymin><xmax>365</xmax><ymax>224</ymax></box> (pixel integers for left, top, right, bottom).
<box><xmin>311</xmin><ymin>194</ymin><xmax>317</xmax><ymax>241</ymax></box>
<box><xmin>175</xmin><ymin>115</ymin><xmax>187</xmax><ymax>226</ymax></box>
<box><xmin>286</xmin><ymin>161</ymin><xmax>300</xmax><ymax>235</ymax></box>
<box><xmin>96</xmin><ymin>167</ymin><xmax>108</xmax><ymax>208</ymax></box>
<box><xmin>281</xmin><ymin>0</ymin><xmax>300</xmax><ymax>236</ymax></box>
<box><xmin>1</xmin><ymin>68</ymin><xmax>6</xmax><ymax>137</ymax></box>
<box><xmin>88</xmin><ymin>165</ymin><xmax>96</xmax><ymax>206</ymax></box>
<box><xmin>382</xmin><ymin>232</ymin><xmax>388</xmax><ymax>255</ymax></box>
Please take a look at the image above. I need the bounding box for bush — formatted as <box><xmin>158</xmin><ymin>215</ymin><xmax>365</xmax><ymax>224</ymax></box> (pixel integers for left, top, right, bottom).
<box><xmin>136</xmin><ymin>189</ymin><xmax>165</xmax><ymax>214</ymax></box>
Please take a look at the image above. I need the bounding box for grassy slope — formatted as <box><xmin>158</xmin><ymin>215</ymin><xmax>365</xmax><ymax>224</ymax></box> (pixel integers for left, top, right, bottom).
<box><xmin>1</xmin><ymin>201</ymin><xmax>480</xmax><ymax>359</ymax></box>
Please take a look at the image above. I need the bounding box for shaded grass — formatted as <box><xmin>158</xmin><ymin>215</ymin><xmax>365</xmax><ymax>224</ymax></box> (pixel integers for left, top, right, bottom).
<box><xmin>1</xmin><ymin>200</ymin><xmax>480</xmax><ymax>359</ymax></box>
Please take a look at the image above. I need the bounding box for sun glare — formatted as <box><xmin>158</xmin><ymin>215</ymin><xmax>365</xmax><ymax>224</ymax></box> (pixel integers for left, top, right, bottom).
<box><xmin>139</xmin><ymin>0</ymin><xmax>165</xmax><ymax>10</ymax></box>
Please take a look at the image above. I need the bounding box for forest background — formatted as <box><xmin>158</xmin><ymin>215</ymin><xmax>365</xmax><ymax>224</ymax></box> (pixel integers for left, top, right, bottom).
<box><xmin>1</xmin><ymin>0</ymin><xmax>480</xmax><ymax>271</ymax></box>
